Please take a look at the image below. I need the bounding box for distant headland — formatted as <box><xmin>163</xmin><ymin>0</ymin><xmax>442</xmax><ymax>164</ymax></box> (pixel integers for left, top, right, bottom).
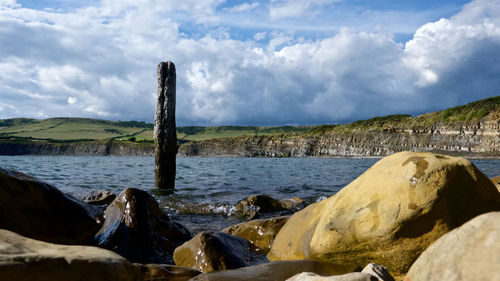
<box><xmin>0</xmin><ymin>96</ymin><xmax>498</xmax><ymax>158</ymax></box>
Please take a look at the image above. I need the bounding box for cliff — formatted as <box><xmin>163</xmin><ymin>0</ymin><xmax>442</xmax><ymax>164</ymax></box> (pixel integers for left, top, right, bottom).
<box><xmin>1</xmin><ymin>97</ymin><xmax>498</xmax><ymax>157</ymax></box>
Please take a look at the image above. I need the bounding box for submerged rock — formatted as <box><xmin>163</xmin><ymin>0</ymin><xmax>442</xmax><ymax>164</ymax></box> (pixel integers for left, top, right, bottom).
<box><xmin>404</xmin><ymin>212</ymin><xmax>500</xmax><ymax>281</ymax></box>
<box><xmin>235</xmin><ymin>194</ymin><xmax>284</xmax><ymax>219</ymax></box>
<box><xmin>222</xmin><ymin>216</ymin><xmax>289</xmax><ymax>254</ymax></box>
<box><xmin>173</xmin><ymin>231</ymin><xmax>264</xmax><ymax>272</ymax></box>
<box><xmin>190</xmin><ymin>260</ymin><xmax>359</xmax><ymax>281</ymax></box>
<box><xmin>94</xmin><ymin>188</ymin><xmax>191</xmax><ymax>264</ymax></box>
<box><xmin>135</xmin><ymin>263</ymin><xmax>201</xmax><ymax>281</ymax></box>
<box><xmin>81</xmin><ymin>190</ymin><xmax>117</xmax><ymax>205</ymax></box>
<box><xmin>0</xmin><ymin>168</ymin><xmax>100</xmax><ymax>245</ymax></box>
<box><xmin>268</xmin><ymin>152</ymin><xmax>500</xmax><ymax>276</ymax></box>
<box><xmin>0</xmin><ymin>229</ymin><xmax>142</xmax><ymax>281</ymax></box>
<box><xmin>286</xmin><ymin>272</ymin><xmax>378</xmax><ymax>281</ymax></box>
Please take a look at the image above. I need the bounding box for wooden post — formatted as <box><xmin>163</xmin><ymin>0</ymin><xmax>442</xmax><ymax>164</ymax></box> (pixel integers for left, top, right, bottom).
<box><xmin>154</xmin><ymin>61</ymin><xmax>177</xmax><ymax>189</ymax></box>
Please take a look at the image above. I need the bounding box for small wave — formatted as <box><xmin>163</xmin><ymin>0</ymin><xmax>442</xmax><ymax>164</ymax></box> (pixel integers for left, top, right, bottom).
<box><xmin>162</xmin><ymin>201</ymin><xmax>237</xmax><ymax>217</ymax></box>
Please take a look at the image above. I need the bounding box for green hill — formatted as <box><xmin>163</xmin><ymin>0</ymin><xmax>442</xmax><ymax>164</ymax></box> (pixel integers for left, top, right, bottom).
<box><xmin>0</xmin><ymin>96</ymin><xmax>498</xmax><ymax>143</ymax></box>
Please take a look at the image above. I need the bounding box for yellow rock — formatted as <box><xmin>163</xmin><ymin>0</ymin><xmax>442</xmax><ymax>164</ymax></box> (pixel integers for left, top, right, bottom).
<box><xmin>268</xmin><ymin>152</ymin><xmax>500</xmax><ymax>276</ymax></box>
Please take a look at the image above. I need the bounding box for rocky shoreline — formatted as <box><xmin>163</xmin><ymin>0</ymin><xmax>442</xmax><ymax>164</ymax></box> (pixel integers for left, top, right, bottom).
<box><xmin>0</xmin><ymin>151</ymin><xmax>499</xmax><ymax>281</ymax></box>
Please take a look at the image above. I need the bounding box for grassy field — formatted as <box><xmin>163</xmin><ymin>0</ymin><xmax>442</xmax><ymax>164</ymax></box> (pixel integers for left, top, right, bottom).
<box><xmin>0</xmin><ymin>118</ymin><xmax>309</xmax><ymax>142</ymax></box>
<box><xmin>0</xmin><ymin>96</ymin><xmax>498</xmax><ymax>142</ymax></box>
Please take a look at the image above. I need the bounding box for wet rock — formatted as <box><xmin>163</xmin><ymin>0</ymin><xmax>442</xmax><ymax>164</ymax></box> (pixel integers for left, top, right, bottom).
<box><xmin>222</xmin><ymin>216</ymin><xmax>289</xmax><ymax>254</ymax></box>
<box><xmin>286</xmin><ymin>272</ymin><xmax>378</xmax><ymax>281</ymax></box>
<box><xmin>173</xmin><ymin>231</ymin><xmax>264</xmax><ymax>272</ymax></box>
<box><xmin>135</xmin><ymin>263</ymin><xmax>201</xmax><ymax>281</ymax></box>
<box><xmin>0</xmin><ymin>168</ymin><xmax>100</xmax><ymax>245</ymax></box>
<box><xmin>190</xmin><ymin>260</ymin><xmax>359</xmax><ymax>281</ymax></box>
<box><xmin>279</xmin><ymin>197</ymin><xmax>305</xmax><ymax>211</ymax></box>
<box><xmin>81</xmin><ymin>190</ymin><xmax>117</xmax><ymax>205</ymax></box>
<box><xmin>94</xmin><ymin>188</ymin><xmax>191</xmax><ymax>264</ymax></box>
<box><xmin>0</xmin><ymin>229</ymin><xmax>142</xmax><ymax>281</ymax></box>
<box><xmin>491</xmin><ymin>175</ymin><xmax>500</xmax><ymax>192</ymax></box>
<box><xmin>268</xmin><ymin>152</ymin><xmax>500</xmax><ymax>276</ymax></box>
<box><xmin>404</xmin><ymin>212</ymin><xmax>500</xmax><ymax>281</ymax></box>
<box><xmin>235</xmin><ymin>194</ymin><xmax>284</xmax><ymax>219</ymax></box>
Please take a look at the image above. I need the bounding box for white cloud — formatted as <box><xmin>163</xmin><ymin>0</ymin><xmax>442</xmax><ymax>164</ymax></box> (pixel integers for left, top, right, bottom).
<box><xmin>0</xmin><ymin>0</ymin><xmax>498</xmax><ymax>125</ymax></box>
<box><xmin>225</xmin><ymin>2</ymin><xmax>260</xmax><ymax>13</ymax></box>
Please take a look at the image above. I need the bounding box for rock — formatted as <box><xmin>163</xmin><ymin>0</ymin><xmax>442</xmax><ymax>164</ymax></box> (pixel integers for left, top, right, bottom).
<box><xmin>286</xmin><ymin>272</ymin><xmax>378</xmax><ymax>281</ymax></box>
<box><xmin>268</xmin><ymin>152</ymin><xmax>500</xmax><ymax>276</ymax></box>
<box><xmin>404</xmin><ymin>211</ymin><xmax>500</xmax><ymax>281</ymax></box>
<box><xmin>222</xmin><ymin>216</ymin><xmax>290</xmax><ymax>254</ymax></box>
<box><xmin>173</xmin><ymin>231</ymin><xmax>263</xmax><ymax>272</ymax></box>
<box><xmin>286</xmin><ymin>263</ymin><xmax>394</xmax><ymax>281</ymax></box>
<box><xmin>81</xmin><ymin>190</ymin><xmax>116</xmax><ymax>205</ymax></box>
<box><xmin>361</xmin><ymin>263</ymin><xmax>394</xmax><ymax>281</ymax></box>
<box><xmin>190</xmin><ymin>260</ymin><xmax>359</xmax><ymax>281</ymax></box>
<box><xmin>279</xmin><ymin>197</ymin><xmax>305</xmax><ymax>211</ymax></box>
<box><xmin>235</xmin><ymin>194</ymin><xmax>284</xmax><ymax>219</ymax></box>
<box><xmin>0</xmin><ymin>168</ymin><xmax>100</xmax><ymax>244</ymax></box>
<box><xmin>94</xmin><ymin>188</ymin><xmax>191</xmax><ymax>264</ymax></box>
<box><xmin>0</xmin><ymin>229</ymin><xmax>142</xmax><ymax>281</ymax></box>
<box><xmin>135</xmin><ymin>263</ymin><xmax>201</xmax><ymax>281</ymax></box>
<box><xmin>491</xmin><ymin>175</ymin><xmax>500</xmax><ymax>192</ymax></box>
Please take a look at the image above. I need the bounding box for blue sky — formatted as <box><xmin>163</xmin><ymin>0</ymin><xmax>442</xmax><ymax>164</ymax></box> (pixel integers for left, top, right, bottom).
<box><xmin>0</xmin><ymin>0</ymin><xmax>498</xmax><ymax>125</ymax></box>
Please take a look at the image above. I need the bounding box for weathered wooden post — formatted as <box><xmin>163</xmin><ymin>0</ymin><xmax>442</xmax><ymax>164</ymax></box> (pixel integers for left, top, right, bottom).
<box><xmin>154</xmin><ymin>61</ymin><xmax>177</xmax><ymax>189</ymax></box>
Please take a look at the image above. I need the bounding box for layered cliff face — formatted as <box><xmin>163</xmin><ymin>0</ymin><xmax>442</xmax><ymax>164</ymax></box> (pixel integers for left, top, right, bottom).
<box><xmin>178</xmin><ymin>117</ymin><xmax>499</xmax><ymax>157</ymax></box>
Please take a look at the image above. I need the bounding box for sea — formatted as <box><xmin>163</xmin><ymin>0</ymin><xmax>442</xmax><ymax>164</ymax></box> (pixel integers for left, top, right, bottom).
<box><xmin>1</xmin><ymin>156</ymin><xmax>499</xmax><ymax>233</ymax></box>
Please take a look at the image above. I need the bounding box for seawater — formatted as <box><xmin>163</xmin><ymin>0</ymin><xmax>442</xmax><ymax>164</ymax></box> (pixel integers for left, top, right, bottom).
<box><xmin>1</xmin><ymin>156</ymin><xmax>498</xmax><ymax>233</ymax></box>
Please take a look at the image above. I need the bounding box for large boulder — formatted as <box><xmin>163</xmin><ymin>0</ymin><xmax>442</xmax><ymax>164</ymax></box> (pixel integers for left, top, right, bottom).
<box><xmin>94</xmin><ymin>188</ymin><xmax>191</xmax><ymax>264</ymax></box>
<box><xmin>173</xmin><ymin>231</ymin><xmax>264</xmax><ymax>272</ymax></box>
<box><xmin>0</xmin><ymin>229</ymin><xmax>142</xmax><ymax>281</ymax></box>
<box><xmin>222</xmin><ymin>216</ymin><xmax>290</xmax><ymax>254</ymax></box>
<box><xmin>268</xmin><ymin>152</ymin><xmax>500</xmax><ymax>275</ymax></box>
<box><xmin>0</xmin><ymin>168</ymin><xmax>100</xmax><ymax>244</ymax></box>
<box><xmin>190</xmin><ymin>260</ymin><xmax>358</xmax><ymax>281</ymax></box>
<box><xmin>404</xmin><ymin>211</ymin><xmax>500</xmax><ymax>281</ymax></box>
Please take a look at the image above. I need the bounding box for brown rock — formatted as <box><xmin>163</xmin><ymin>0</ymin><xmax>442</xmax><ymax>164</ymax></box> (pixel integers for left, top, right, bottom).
<box><xmin>173</xmin><ymin>232</ymin><xmax>263</xmax><ymax>272</ymax></box>
<box><xmin>404</xmin><ymin>212</ymin><xmax>500</xmax><ymax>281</ymax></box>
<box><xmin>491</xmin><ymin>175</ymin><xmax>500</xmax><ymax>192</ymax></box>
<box><xmin>135</xmin><ymin>263</ymin><xmax>201</xmax><ymax>281</ymax></box>
<box><xmin>235</xmin><ymin>194</ymin><xmax>284</xmax><ymax>219</ymax></box>
<box><xmin>0</xmin><ymin>168</ymin><xmax>100</xmax><ymax>245</ymax></box>
<box><xmin>0</xmin><ymin>229</ymin><xmax>142</xmax><ymax>281</ymax></box>
<box><xmin>95</xmin><ymin>188</ymin><xmax>191</xmax><ymax>264</ymax></box>
<box><xmin>268</xmin><ymin>152</ymin><xmax>500</xmax><ymax>276</ymax></box>
<box><xmin>82</xmin><ymin>190</ymin><xmax>117</xmax><ymax>205</ymax></box>
<box><xmin>222</xmin><ymin>216</ymin><xmax>289</xmax><ymax>254</ymax></box>
<box><xmin>190</xmin><ymin>260</ymin><xmax>359</xmax><ymax>281</ymax></box>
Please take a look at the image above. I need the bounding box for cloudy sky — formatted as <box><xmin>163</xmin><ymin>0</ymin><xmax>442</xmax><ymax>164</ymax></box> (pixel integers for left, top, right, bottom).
<box><xmin>0</xmin><ymin>0</ymin><xmax>498</xmax><ymax>125</ymax></box>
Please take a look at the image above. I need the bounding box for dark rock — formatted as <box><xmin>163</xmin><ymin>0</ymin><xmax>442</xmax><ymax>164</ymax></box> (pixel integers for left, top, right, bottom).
<box><xmin>135</xmin><ymin>263</ymin><xmax>201</xmax><ymax>281</ymax></box>
<box><xmin>94</xmin><ymin>188</ymin><xmax>191</xmax><ymax>264</ymax></box>
<box><xmin>190</xmin><ymin>260</ymin><xmax>359</xmax><ymax>281</ymax></box>
<box><xmin>173</xmin><ymin>232</ymin><xmax>266</xmax><ymax>272</ymax></box>
<box><xmin>222</xmin><ymin>216</ymin><xmax>289</xmax><ymax>255</ymax></box>
<box><xmin>235</xmin><ymin>194</ymin><xmax>284</xmax><ymax>220</ymax></box>
<box><xmin>279</xmin><ymin>197</ymin><xmax>305</xmax><ymax>211</ymax></box>
<box><xmin>491</xmin><ymin>175</ymin><xmax>500</xmax><ymax>192</ymax></box>
<box><xmin>0</xmin><ymin>168</ymin><xmax>100</xmax><ymax>245</ymax></box>
<box><xmin>81</xmin><ymin>190</ymin><xmax>116</xmax><ymax>205</ymax></box>
<box><xmin>0</xmin><ymin>229</ymin><xmax>142</xmax><ymax>281</ymax></box>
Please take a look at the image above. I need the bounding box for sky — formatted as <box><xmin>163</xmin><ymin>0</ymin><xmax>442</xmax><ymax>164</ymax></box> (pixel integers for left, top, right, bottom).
<box><xmin>0</xmin><ymin>0</ymin><xmax>498</xmax><ymax>125</ymax></box>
